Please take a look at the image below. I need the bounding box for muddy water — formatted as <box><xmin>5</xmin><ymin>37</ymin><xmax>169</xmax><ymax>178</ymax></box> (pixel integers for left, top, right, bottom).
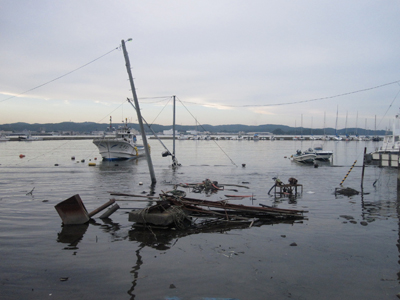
<box><xmin>0</xmin><ymin>139</ymin><xmax>399</xmax><ymax>299</ymax></box>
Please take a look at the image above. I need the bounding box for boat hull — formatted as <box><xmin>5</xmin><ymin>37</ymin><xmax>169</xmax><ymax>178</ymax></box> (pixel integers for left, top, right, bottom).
<box><xmin>93</xmin><ymin>139</ymin><xmax>145</xmax><ymax>161</ymax></box>
<box><xmin>313</xmin><ymin>151</ymin><xmax>333</xmax><ymax>161</ymax></box>
<box><xmin>292</xmin><ymin>153</ymin><xmax>316</xmax><ymax>163</ymax></box>
<box><xmin>304</xmin><ymin>145</ymin><xmax>333</xmax><ymax>161</ymax></box>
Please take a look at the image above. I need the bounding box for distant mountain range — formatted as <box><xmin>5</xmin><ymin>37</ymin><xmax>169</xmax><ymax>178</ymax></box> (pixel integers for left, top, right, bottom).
<box><xmin>0</xmin><ymin>121</ymin><xmax>387</xmax><ymax>136</ymax></box>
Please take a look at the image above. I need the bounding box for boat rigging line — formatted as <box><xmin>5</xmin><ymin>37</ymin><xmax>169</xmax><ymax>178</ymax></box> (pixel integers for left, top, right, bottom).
<box><xmin>176</xmin><ymin>96</ymin><xmax>239</xmax><ymax>167</ymax></box>
<box><xmin>1</xmin><ymin>47</ymin><xmax>119</xmax><ymax>103</ymax></box>
<box><xmin>127</xmin><ymin>98</ymin><xmax>180</xmax><ymax>167</ymax></box>
<box><xmin>179</xmin><ymin>79</ymin><xmax>400</xmax><ymax>108</ymax></box>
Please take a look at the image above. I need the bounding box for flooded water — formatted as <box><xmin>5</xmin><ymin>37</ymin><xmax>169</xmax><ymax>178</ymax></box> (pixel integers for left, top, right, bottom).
<box><xmin>1</xmin><ymin>138</ymin><xmax>399</xmax><ymax>299</ymax></box>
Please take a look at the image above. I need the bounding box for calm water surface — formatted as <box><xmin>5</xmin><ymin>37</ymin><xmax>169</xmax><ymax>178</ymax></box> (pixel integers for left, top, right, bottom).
<box><xmin>0</xmin><ymin>139</ymin><xmax>399</xmax><ymax>300</ymax></box>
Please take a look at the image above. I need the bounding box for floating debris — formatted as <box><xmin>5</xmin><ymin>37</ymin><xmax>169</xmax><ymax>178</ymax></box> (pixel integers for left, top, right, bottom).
<box><xmin>127</xmin><ymin>191</ymin><xmax>307</xmax><ymax>229</ymax></box>
<box><xmin>335</xmin><ymin>187</ymin><xmax>359</xmax><ymax>196</ymax></box>
<box><xmin>268</xmin><ymin>177</ymin><xmax>303</xmax><ymax>197</ymax></box>
<box><xmin>55</xmin><ymin>195</ymin><xmax>118</xmax><ymax>225</ymax></box>
<box><xmin>26</xmin><ymin>187</ymin><xmax>35</xmax><ymax>196</ymax></box>
<box><xmin>176</xmin><ymin>179</ymin><xmax>249</xmax><ymax>195</ymax></box>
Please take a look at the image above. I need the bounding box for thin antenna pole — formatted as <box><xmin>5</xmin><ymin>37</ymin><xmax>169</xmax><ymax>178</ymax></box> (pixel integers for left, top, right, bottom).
<box><xmin>121</xmin><ymin>39</ymin><xmax>156</xmax><ymax>184</ymax></box>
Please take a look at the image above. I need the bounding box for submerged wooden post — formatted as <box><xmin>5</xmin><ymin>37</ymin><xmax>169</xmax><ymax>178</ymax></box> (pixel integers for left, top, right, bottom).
<box><xmin>121</xmin><ymin>39</ymin><xmax>156</xmax><ymax>185</ymax></box>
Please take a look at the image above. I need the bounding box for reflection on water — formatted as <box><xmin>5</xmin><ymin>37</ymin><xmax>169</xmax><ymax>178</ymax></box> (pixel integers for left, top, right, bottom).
<box><xmin>57</xmin><ymin>223</ymin><xmax>89</xmax><ymax>250</ymax></box>
<box><xmin>126</xmin><ymin>218</ymin><xmax>303</xmax><ymax>299</ymax></box>
<box><xmin>128</xmin><ymin>219</ymin><xmax>303</xmax><ymax>250</ymax></box>
<box><xmin>98</xmin><ymin>158</ymin><xmax>140</xmax><ymax>170</ymax></box>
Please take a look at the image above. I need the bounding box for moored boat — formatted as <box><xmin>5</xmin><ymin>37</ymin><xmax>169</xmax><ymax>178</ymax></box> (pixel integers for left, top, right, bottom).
<box><xmin>304</xmin><ymin>144</ymin><xmax>333</xmax><ymax>161</ymax></box>
<box><xmin>0</xmin><ymin>133</ymin><xmax>9</xmax><ymax>142</ymax></box>
<box><xmin>291</xmin><ymin>150</ymin><xmax>316</xmax><ymax>163</ymax></box>
<box><xmin>93</xmin><ymin>119</ymin><xmax>146</xmax><ymax>161</ymax></box>
<box><xmin>373</xmin><ymin>111</ymin><xmax>400</xmax><ymax>154</ymax></box>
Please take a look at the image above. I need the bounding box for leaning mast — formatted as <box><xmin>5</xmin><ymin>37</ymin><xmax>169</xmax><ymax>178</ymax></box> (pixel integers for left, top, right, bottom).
<box><xmin>121</xmin><ymin>39</ymin><xmax>156</xmax><ymax>184</ymax></box>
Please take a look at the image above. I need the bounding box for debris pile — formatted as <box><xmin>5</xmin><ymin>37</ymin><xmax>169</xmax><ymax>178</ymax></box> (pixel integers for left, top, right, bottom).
<box><xmin>177</xmin><ymin>179</ymin><xmax>224</xmax><ymax>194</ymax></box>
<box><xmin>55</xmin><ymin>179</ymin><xmax>307</xmax><ymax>231</ymax></box>
<box><xmin>128</xmin><ymin>190</ymin><xmax>307</xmax><ymax>229</ymax></box>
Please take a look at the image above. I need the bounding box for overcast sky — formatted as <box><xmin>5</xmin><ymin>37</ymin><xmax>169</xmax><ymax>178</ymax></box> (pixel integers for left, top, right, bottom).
<box><xmin>1</xmin><ymin>1</ymin><xmax>399</xmax><ymax>131</ymax></box>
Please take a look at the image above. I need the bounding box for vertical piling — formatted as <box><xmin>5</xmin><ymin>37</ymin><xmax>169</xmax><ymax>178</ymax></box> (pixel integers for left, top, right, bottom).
<box><xmin>361</xmin><ymin>147</ymin><xmax>366</xmax><ymax>189</ymax></box>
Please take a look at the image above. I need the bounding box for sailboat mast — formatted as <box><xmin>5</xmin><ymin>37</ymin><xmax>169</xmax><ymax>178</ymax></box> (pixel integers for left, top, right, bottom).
<box><xmin>355</xmin><ymin>111</ymin><xmax>358</xmax><ymax>136</ymax></box>
<box><xmin>173</xmin><ymin>95</ymin><xmax>176</xmax><ymax>160</ymax></box>
<box><xmin>301</xmin><ymin>114</ymin><xmax>303</xmax><ymax>137</ymax></box>
<box><xmin>121</xmin><ymin>39</ymin><xmax>156</xmax><ymax>184</ymax></box>
<box><xmin>335</xmin><ymin>106</ymin><xmax>339</xmax><ymax>136</ymax></box>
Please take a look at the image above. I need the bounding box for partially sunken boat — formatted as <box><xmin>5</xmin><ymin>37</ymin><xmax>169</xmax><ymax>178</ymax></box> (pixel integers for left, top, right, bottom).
<box><xmin>304</xmin><ymin>144</ymin><xmax>333</xmax><ymax>161</ymax></box>
<box><xmin>291</xmin><ymin>150</ymin><xmax>316</xmax><ymax>163</ymax></box>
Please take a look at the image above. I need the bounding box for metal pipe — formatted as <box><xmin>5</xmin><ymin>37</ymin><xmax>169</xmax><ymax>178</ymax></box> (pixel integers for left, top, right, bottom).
<box><xmin>99</xmin><ymin>204</ymin><xmax>120</xmax><ymax>219</ymax></box>
<box><xmin>88</xmin><ymin>199</ymin><xmax>115</xmax><ymax>217</ymax></box>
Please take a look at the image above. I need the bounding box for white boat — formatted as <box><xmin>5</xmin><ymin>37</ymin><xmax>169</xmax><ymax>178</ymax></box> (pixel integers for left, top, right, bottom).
<box><xmin>375</xmin><ymin>112</ymin><xmax>400</xmax><ymax>154</ymax></box>
<box><xmin>304</xmin><ymin>144</ymin><xmax>333</xmax><ymax>161</ymax></box>
<box><xmin>93</xmin><ymin>120</ymin><xmax>145</xmax><ymax>161</ymax></box>
<box><xmin>18</xmin><ymin>133</ymin><xmax>42</xmax><ymax>141</ymax></box>
<box><xmin>0</xmin><ymin>133</ymin><xmax>9</xmax><ymax>141</ymax></box>
<box><xmin>331</xmin><ymin>135</ymin><xmax>343</xmax><ymax>141</ymax></box>
<box><xmin>291</xmin><ymin>150</ymin><xmax>316</xmax><ymax>163</ymax></box>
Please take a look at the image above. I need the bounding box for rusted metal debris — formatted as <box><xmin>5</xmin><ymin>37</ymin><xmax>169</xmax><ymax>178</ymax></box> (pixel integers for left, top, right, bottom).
<box><xmin>55</xmin><ymin>195</ymin><xmax>119</xmax><ymax>225</ymax></box>
<box><xmin>268</xmin><ymin>177</ymin><xmax>303</xmax><ymax>197</ymax></box>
